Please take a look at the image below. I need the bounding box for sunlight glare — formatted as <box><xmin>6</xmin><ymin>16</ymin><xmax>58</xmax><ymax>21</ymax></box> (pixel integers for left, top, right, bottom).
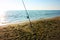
<box><xmin>0</xmin><ymin>10</ymin><xmax>7</xmax><ymax>26</ymax></box>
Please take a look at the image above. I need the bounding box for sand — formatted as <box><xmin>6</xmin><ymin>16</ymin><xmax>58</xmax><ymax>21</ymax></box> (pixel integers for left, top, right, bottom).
<box><xmin>0</xmin><ymin>16</ymin><xmax>60</xmax><ymax>40</ymax></box>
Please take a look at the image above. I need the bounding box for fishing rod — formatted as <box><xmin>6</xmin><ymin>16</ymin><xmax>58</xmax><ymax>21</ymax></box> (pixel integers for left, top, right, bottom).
<box><xmin>22</xmin><ymin>0</ymin><xmax>37</xmax><ymax>35</ymax></box>
<box><xmin>22</xmin><ymin>0</ymin><xmax>32</xmax><ymax>28</ymax></box>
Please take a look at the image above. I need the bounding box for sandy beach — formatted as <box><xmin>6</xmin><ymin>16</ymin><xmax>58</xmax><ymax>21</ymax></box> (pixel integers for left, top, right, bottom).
<box><xmin>0</xmin><ymin>16</ymin><xmax>60</xmax><ymax>40</ymax></box>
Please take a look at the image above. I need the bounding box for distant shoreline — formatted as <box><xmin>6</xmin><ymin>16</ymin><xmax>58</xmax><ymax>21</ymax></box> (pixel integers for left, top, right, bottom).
<box><xmin>0</xmin><ymin>16</ymin><xmax>60</xmax><ymax>28</ymax></box>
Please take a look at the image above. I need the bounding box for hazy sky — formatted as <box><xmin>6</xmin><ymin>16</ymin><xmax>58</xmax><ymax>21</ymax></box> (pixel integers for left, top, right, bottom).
<box><xmin>0</xmin><ymin>0</ymin><xmax>60</xmax><ymax>11</ymax></box>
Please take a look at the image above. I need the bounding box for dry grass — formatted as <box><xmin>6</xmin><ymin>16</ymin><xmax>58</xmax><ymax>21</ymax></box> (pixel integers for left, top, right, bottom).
<box><xmin>0</xmin><ymin>16</ymin><xmax>60</xmax><ymax>40</ymax></box>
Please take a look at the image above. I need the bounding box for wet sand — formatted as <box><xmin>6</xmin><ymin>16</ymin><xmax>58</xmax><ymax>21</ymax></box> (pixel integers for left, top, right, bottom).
<box><xmin>0</xmin><ymin>16</ymin><xmax>60</xmax><ymax>40</ymax></box>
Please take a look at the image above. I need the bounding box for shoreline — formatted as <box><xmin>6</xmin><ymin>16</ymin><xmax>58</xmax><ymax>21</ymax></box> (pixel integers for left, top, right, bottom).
<box><xmin>0</xmin><ymin>16</ymin><xmax>60</xmax><ymax>27</ymax></box>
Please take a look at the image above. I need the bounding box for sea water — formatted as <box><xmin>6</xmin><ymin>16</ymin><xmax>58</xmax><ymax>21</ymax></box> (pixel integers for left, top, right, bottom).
<box><xmin>5</xmin><ymin>10</ymin><xmax>60</xmax><ymax>23</ymax></box>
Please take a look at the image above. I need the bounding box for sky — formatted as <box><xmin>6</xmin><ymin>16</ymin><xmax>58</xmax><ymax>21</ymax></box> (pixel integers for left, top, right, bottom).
<box><xmin>0</xmin><ymin>0</ymin><xmax>60</xmax><ymax>11</ymax></box>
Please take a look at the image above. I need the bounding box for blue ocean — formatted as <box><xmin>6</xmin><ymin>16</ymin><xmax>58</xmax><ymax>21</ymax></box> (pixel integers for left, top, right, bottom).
<box><xmin>5</xmin><ymin>10</ymin><xmax>60</xmax><ymax>23</ymax></box>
